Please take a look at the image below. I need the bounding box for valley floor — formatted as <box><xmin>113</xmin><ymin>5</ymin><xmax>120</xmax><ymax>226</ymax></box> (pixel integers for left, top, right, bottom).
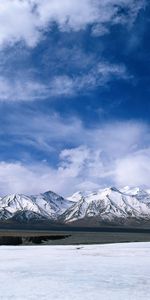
<box><xmin>0</xmin><ymin>242</ymin><xmax>150</xmax><ymax>299</ymax></box>
<box><xmin>1</xmin><ymin>228</ymin><xmax>150</xmax><ymax>245</ymax></box>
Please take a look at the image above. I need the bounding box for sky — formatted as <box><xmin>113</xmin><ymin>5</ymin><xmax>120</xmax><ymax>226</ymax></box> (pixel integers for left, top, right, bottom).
<box><xmin>0</xmin><ymin>0</ymin><xmax>150</xmax><ymax>196</ymax></box>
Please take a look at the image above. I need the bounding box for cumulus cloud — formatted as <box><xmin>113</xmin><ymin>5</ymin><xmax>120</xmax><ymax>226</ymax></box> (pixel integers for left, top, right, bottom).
<box><xmin>0</xmin><ymin>158</ymin><xmax>102</xmax><ymax>196</ymax></box>
<box><xmin>0</xmin><ymin>0</ymin><xmax>146</xmax><ymax>47</ymax></box>
<box><xmin>0</xmin><ymin>116</ymin><xmax>149</xmax><ymax>196</ymax></box>
<box><xmin>0</xmin><ymin>0</ymin><xmax>40</xmax><ymax>47</ymax></box>
<box><xmin>115</xmin><ymin>149</ymin><xmax>150</xmax><ymax>187</ymax></box>
<box><xmin>0</xmin><ymin>161</ymin><xmax>56</xmax><ymax>195</ymax></box>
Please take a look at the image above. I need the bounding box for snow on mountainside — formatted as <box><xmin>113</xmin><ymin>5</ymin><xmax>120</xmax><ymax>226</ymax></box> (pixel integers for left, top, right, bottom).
<box><xmin>62</xmin><ymin>187</ymin><xmax>150</xmax><ymax>226</ymax></box>
<box><xmin>0</xmin><ymin>191</ymin><xmax>73</xmax><ymax>222</ymax></box>
<box><xmin>1</xmin><ymin>187</ymin><xmax>150</xmax><ymax>225</ymax></box>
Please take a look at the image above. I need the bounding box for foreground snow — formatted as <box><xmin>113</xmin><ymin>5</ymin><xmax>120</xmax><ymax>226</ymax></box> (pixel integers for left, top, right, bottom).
<box><xmin>0</xmin><ymin>243</ymin><xmax>150</xmax><ymax>299</ymax></box>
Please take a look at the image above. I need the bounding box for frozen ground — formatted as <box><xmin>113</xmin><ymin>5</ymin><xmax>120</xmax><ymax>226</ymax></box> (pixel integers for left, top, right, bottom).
<box><xmin>0</xmin><ymin>243</ymin><xmax>150</xmax><ymax>299</ymax></box>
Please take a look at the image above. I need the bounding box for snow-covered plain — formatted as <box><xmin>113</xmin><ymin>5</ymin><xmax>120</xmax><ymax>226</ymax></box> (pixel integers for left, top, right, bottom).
<box><xmin>0</xmin><ymin>243</ymin><xmax>150</xmax><ymax>300</ymax></box>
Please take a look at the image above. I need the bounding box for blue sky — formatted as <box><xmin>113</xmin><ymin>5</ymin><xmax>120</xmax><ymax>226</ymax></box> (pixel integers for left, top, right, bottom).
<box><xmin>0</xmin><ymin>0</ymin><xmax>150</xmax><ymax>196</ymax></box>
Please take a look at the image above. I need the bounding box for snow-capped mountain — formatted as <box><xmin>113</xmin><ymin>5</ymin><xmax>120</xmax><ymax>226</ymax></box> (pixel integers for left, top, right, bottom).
<box><xmin>0</xmin><ymin>191</ymin><xmax>73</xmax><ymax>222</ymax></box>
<box><xmin>61</xmin><ymin>187</ymin><xmax>150</xmax><ymax>226</ymax></box>
<box><xmin>1</xmin><ymin>187</ymin><xmax>150</xmax><ymax>226</ymax></box>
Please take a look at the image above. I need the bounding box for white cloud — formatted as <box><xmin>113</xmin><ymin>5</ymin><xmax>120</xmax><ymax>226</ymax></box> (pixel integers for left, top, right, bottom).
<box><xmin>49</xmin><ymin>76</ymin><xmax>75</xmax><ymax>97</ymax></box>
<box><xmin>0</xmin><ymin>161</ymin><xmax>56</xmax><ymax>195</ymax></box>
<box><xmin>0</xmin><ymin>76</ymin><xmax>49</xmax><ymax>101</ymax></box>
<box><xmin>115</xmin><ymin>149</ymin><xmax>150</xmax><ymax>187</ymax></box>
<box><xmin>97</xmin><ymin>63</ymin><xmax>128</xmax><ymax>80</ymax></box>
<box><xmin>3</xmin><ymin>111</ymin><xmax>145</xmax><ymax>157</ymax></box>
<box><xmin>0</xmin><ymin>1</ymin><xmax>147</xmax><ymax>195</ymax></box>
<box><xmin>0</xmin><ymin>118</ymin><xmax>149</xmax><ymax>196</ymax></box>
<box><xmin>0</xmin><ymin>0</ymin><xmax>146</xmax><ymax>48</ymax></box>
<box><xmin>0</xmin><ymin>0</ymin><xmax>40</xmax><ymax>47</ymax></box>
<box><xmin>0</xmin><ymin>61</ymin><xmax>129</xmax><ymax>101</ymax></box>
<box><xmin>49</xmin><ymin>62</ymin><xmax>129</xmax><ymax>97</ymax></box>
<box><xmin>0</xmin><ymin>112</ymin><xmax>84</xmax><ymax>155</ymax></box>
<box><xmin>92</xmin><ymin>24</ymin><xmax>110</xmax><ymax>37</ymax></box>
<box><xmin>0</xmin><ymin>1</ymin><xmax>140</xmax><ymax>102</ymax></box>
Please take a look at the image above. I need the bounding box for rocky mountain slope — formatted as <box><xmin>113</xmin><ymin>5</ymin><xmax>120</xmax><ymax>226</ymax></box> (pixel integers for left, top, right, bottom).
<box><xmin>62</xmin><ymin>187</ymin><xmax>150</xmax><ymax>226</ymax></box>
<box><xmin>1</xmin><ymin>187</ymin><xmax>150</xmax><ymax>226</ymax></box>
<box><xmin>0</xmin><ymin>191</ymin><xmax>73</xmax><ymax>223</ymax></box>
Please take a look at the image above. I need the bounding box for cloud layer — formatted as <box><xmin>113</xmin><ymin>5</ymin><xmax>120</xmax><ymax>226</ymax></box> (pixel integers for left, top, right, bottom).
<box><xmin>0</xmin><ymin>62</ymin><xmax>129</xmax><ymax>101</ymax></box>
<box><xmin>0</xmin><ymin>115</ymin><xmax>149</xmax><ymax>196</ymax></box>
<box><xmin>0</xmin><ymin>0</ymin><xmax>144</xmax><ymax>102</ymax></box>
<box><xmin>0</xmin><ymin>1</ymin><xmax>148</xmax><ymax>196</ymax></box>
<box><xmin>0</xmin><ymin>0</ymin><xmax>146</xmax><ymax>47</ymax></box>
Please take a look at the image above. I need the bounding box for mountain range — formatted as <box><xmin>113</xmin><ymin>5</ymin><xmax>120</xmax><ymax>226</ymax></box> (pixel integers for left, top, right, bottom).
<box><xmin>1</xmin><ymin>186</ymin><xmax>150</xmax><ymax>227</ymax></box>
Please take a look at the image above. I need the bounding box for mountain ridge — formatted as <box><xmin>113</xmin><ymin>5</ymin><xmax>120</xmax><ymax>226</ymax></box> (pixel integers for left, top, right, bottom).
<box><xmin>1</xmin><ymin>187</ymin><xmax>150</xmax><ymax>226</ymax></box>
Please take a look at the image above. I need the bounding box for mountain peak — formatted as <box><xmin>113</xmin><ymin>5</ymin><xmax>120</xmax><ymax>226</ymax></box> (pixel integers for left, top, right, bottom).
<box><xmin>0</xmin><ymin>187</ymin><xmax>150</xmax><ymax>226</ymax></box>
<box><xmin>42</xmin><ymin>190</ymin><xmax>62</xmax><ymax>198</ymax></box>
